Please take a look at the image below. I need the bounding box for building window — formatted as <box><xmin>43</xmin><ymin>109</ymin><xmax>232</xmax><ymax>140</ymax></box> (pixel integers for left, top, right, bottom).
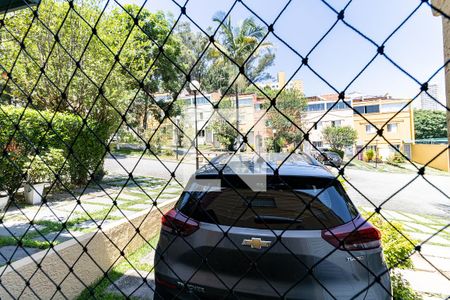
<box><xmin>326</xmin><ymin>100</ymin><xmax>351</xmax><ymax>110</ymax></box>
<box><xmin>365</xmin><ymin>105</ymin><xmax>380</xmax><ymax>113</ymax></box>
<box><xmin>307</xmin><ymin>103</ymin><xmax>325</xmax><ymax>111</ymax></box>
<box><xmin>199</xmin><ymin>130</ymin><xmax>205</xmax><ymax>137</ymax></box>
<box><xmin>199</xmin><ymin>112</ymin><xmax>204</xmax><ymax>120</ymax></box>
<box><xmin>312</xmin><ymin>141</ymin><xmax>323</xmax><ymax>147</ymax></box>
<box><xmin>239</xmin><ymin>98</ymin><xmax>253</xmax><ymax>107</ymax></box>
<box><xmin>314</xmin><ymin>121</ymin><xmax>323</xmax><ymax>130</ymax></box>
<box><xmin>387</xmin><ymin>123</ymin><xmax>397</xmax><ymax>133</ymax></box>
<box><xmin>366</xmin><ymin>145</ymin><xmax>377</xmax><ymax>152</ymax></box>
<box><xmin>331</xmin><ymin>120</ymin><xmax>342</xmax><ymax>127</ymax></box>
<box><xmin>366</xmin><ymin>124</ymin><xmax>376</xmax><ymax>133</ymax></box>
<box><xmin>354</xmin><ymin>104</ymin><xmax>380</xmax><ymax>114</ymax></box>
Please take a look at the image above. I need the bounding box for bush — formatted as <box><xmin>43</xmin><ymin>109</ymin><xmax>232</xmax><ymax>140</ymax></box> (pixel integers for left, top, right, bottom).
<box><xmin>23</xmin><ymin>148</ymin><xmax>70</xmax><ymax>186</ymax></box>
<box><xmin>388</xmin><ymin>152</ymin><xmax>406</xmax><ymax>164</ymax></box>
<box><xmin>163</xmin><ymin>148</ymin><xmax>174</xmax><ymax>157</ymax></box>
<box><xmin>364</xmin><ymin>149</ymin><xmax>375</xmax><ymax>162</ymax></box>
<box><xmin>0</xmin><ymin>154</ymin><xmax>24</xmax><ymax>196</ymax></box>
<box><xmin>391</xmin><ymin>271</ymin><xmax>422</xmax><ymax>300</ymax></box>
<box><xmin>0</xmin><ymin>105</ymin><xmax>109</xmax><ymax>186</ymax></box>
<box><xmin>362</xmin><ymin>212</ymin><xmax>422</xmax><ymax>300</ymax></box>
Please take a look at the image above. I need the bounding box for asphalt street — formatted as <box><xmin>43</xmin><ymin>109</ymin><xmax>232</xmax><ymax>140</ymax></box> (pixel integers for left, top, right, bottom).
<box><xmin>104</xmin><ymin>155</ymin><xmax>450</xmax><ymax>217</ymax></box>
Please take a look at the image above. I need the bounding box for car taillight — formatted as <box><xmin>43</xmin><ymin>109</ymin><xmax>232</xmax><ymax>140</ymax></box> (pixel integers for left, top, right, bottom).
<box><xmin>321</xmin><ymin>216</ymin><xmax>381</xmax><ymax>251</ymax></box>
<box><xmin>161</xmin><ymin>208</ymin><xmax>199</xmax><ymax>236</ymax></box>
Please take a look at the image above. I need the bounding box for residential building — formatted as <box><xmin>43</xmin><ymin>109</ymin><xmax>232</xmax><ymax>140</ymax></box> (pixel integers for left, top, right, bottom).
<box><xmin>178</xmin><ymin>92</ymin><xmax>220</xmax><ymax>145</ymax></box>
<box><xmin>303</xmin><ymin>94</ymin><xmax>354</xmax><ymax>155</ymax></box>
<box><xmin>258</xmin><ymin>71</ymin><xmax>304</xmax><ymax>93</ymax></box>
<box><xmin>352</xmin><ymin>96</ymin><xmax>415</xmax><ymax>160</ymax></box>
<box><xmin>303</xmin><ymin>93</ymin><xmax>415</xmax><ymax>160</ymax></box>
<box><xmin>177</xmin><ymin>93</ymin><xmax>263</xmax><ymax>149</ymax></box>
<box><xmin>420</xmin><ymin>83</ymin><xmax>445</xmax><ymax>111</ymax></box>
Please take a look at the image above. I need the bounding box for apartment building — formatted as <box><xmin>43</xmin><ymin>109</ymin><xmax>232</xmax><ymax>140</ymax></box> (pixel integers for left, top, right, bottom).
<box><xmin>303</xmin><ymin>93</ymin><xmax>415</xmax><ymax>160</ymax></box>
<box><xmin>258</xmin><ymin>71</ymin><xmax>304</xmax><ymax>93</ymax></box>
<box><xmin>303</xmin><ymin>94</ymin><xmax>354</xmax><ymax>155</ymax></box>
<box><xmin>352</xmin><ymin>96</ymin><xmax>414</xmax><ymax>159</ymax></box>
<box><xmin>178</xmin><ymin>93</ymin><xmax>262</xmax><ymax>148</ymax></box>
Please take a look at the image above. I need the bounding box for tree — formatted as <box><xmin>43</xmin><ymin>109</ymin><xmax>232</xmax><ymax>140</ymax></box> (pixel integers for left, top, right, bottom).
<box><xmin>414</xmin><ymin>109</ymin><xmax>448</xmax><ymax>139</ymax></box>
<box><xmin>103</xmin><ymin>5</ymin><xmax>182</xmax><ymax>131</ymax></box>
<box><xmin>211</xmin><ymin>13</ymin><xmax>275</xmax><ymax>92</ymax></box>
<box><xmin>265</xmin><ymin>89</ymin><xmax>307</xmax><ymax>151</ymax></box>
<box><xmin>0</xmin><ymin>1</ymin><xmax>182</xmax><ymax>135</ymax></box>
<box><xmin>0</xmin><ymin>0</ymin><xmax>122</xmax><ymax>127</ymax></box>
<box><xmin>322</xmin><ymin>126</ymin><xmax>357</xmax><ymax>154</ymax></box>
<box><xmin>210</xmin><ymin>98</ymin><xmax>239</xmax><ymax>150</ymax></box>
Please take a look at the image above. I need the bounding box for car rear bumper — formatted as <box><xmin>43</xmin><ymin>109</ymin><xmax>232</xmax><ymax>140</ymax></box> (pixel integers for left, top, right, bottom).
<box><xmin>154</xmin><ymin>271</ymin><xmax>391</xmax><ymax>300</ymax></box>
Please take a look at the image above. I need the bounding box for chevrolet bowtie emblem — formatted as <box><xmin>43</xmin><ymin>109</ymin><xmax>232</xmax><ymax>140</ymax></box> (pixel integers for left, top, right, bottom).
<box><xmin>242</xmin><ymin>238</ymin><xmax>271</xmax><ymax>249</ymax></box>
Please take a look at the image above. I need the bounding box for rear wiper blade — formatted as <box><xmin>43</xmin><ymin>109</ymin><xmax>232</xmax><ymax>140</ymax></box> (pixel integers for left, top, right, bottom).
<box><xmin>254</xmin><ymin>215</ymin><xmax>303</xmax><ymax>224</ymax></box>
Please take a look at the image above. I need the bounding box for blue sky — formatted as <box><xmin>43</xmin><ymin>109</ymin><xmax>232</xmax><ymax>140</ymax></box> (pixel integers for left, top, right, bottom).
<box><xmin>122</xmin><ymin>0</ymin><xmax>445</xmax><ymax>102</ymax></box>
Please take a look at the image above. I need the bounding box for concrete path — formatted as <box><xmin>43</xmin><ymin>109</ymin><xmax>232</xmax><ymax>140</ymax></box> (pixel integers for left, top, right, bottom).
<box><xmin>0</xmin><ymin>175</ymin><xmax>182</xmax><ymax>266</ymax></box>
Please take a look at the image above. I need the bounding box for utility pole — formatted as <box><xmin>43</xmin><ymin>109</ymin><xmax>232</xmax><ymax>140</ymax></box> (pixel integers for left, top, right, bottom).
<box><xmin>189</xmin><ymin>80</ymin><xmax>200</xmax><ymax>170</ymax></box>
<box><xmin>235</xmin><ymin>84</ymin><xmax>240</xmax><ymax>151</ymax></box>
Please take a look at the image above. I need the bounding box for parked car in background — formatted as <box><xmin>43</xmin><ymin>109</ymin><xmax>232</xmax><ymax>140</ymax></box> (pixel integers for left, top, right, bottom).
<box><xmin>315</xmin><ymin>151</ymin><xmax>343</xmax><ymax>168</ymax></box>
<box><xmin>154</xmin><ymin>153</ymin><xmax>391</xmax><ymax>299</ymax></box>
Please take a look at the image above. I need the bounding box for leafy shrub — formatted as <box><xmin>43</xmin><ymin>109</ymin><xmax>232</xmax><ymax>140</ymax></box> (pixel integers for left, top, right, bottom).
<box><xmin>391</xmin><ymin>271</ymin><xmax>422</xmax><ymax>300</ymax></box>
<box><xmin>0</xmin><ymin>157</ymin><xmax>24</xmax><ymax>196</ymax></box>
<box><xmin>388</xmin><ymin>152</ymin><xmax>406</xmax><ymax>164</ymax></box>
<box><xmin>163</xmin><ymin>148</ymin><xmax>174</xmax><ymax>156</ymax></box>
<box><xmin>23</xmin><ymin>148</ymin><xmax>70</xmax><ymax>186</ymax></box>
<box><xmin>0</xmin><ymin>105</ymin><xmax>109</xmax><ymax>186</ymax></box>
<box><xmin>362</xmin><ymin>212</ymin><xmax>422</xmax><ymax>300</ymax></box>
<box><xmin>24</xmin><ymin>155</ymin><xmax>50</xmax><ymax>184</ymax></box>
<box><xmin>364</xmin><ymin>149</ymin><xmax>375</xmax><ymax>161</ymax></box>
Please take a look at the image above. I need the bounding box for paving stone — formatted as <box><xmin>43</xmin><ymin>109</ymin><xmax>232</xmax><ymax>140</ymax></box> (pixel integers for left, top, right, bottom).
<box><xmin>0</xmin><ymin>222</ymin><xmax>45</xmax><ymax>237</ymax></box>
<box><xmin>429</xmin><ymin>225</ymin><xmax>450</xmax><ymax>235</ymax></box>
<box><xmin>126</xmin><ymin>203</ymin><xmax>154</xmax><ymax>211</ymax></box>
<box><xmin>399</xmin><ymin>269</ymin><xmax>450</xmax><ymax>296</ymax></box>
<box><xmin>73</xmin><ymin>203</ymin><xmax>107</xmax><ymax>214</ymax></box>
<box><xmin>381</xmin><ymin>210</ymin><xmax>414</xmax><ymax>222</ymax></box>
<box><xmin>47</xmin><ymin>200</ymin><xmax>77</xmax><ymax>212</ymax></box>
<box><xmin>109</xmin><ymin>209</ymin><xmax>138</xmax><ymax>219</ymax></box>
<box><xmin>82</xmin><ymin>197</ymin><xmax>114</xmax><ymax>206</ymax></box>
<box><xmin>118</xmin><ymin>193</ymin><xmax>143</xmax><ymax>201</ymax></box>
<box><xmin>401</xmin><ymin>212</ymin><xmax>438</xmax><ymax>224</ymax></box>
<box><xmin>106</xmin><ymin>270</ymin><xmax>154</xmax><ymax>299</ymax></box>
<box><xmin>139</xmin><ymin>251</ymin><xmax>155</xmax><ymax>266</ymax></box>
<box><xmin>23</xmin><ymin>208</ymin><xmax>70</xmax><ymax>222</ymax></box>
<box><xmin>34</xmin><ymin>230</ymin><xmax>85</xmax><ymax>243</ymax></box>
<box><xmin>0</xmin><ymin>246</ymin><xmax>41</xmax><ymax>265</ymax></box>
<box><xmin>74</xmin><ymin>219</ymin><xmax>113</xmax><ymax>230</ymax></box>
<box><xmin>403</xmin><ymin>223</ymin><xmax>437</xmax><ymax>234</ymax></box>
<box><xmin>408</xmin><ymin>232</ymin><xmax>450</xmax><ymax>245</ymax></box>
<box><xmin>162</xmin><ymin>188</ymin><xmax>181</xmax><ymax>194</ymax></box>
<box><xmin>421</xmin><ymin>244</ymin><xmax>450</xmax><ymax>259</ymax></box>
<box><xmin>412</xmin><ymin>252</ymin><xmax>450</xmax><ymax>272</ymax></box>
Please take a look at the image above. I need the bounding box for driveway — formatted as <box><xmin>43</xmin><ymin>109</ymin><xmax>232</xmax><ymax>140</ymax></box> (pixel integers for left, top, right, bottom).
<box><xmin>104</xmin><ymin>154</ymin><xmax>196</xmax><ymax>183</ymax></box>
<box><xmin>344</xmin><ymin>168</ymin><xmax>450</xmax><ymax>217</ymax></box>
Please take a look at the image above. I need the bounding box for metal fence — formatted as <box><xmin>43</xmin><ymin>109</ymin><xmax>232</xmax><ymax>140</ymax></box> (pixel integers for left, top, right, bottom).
<box><xmin>0</xmin><ymin>0</ymin><xmax>449</xmax><ymax>299</ymax></box>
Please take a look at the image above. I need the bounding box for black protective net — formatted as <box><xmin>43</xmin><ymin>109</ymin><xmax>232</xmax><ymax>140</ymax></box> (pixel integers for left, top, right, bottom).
<box><xmin>0</xmin><ymin>0</ymin><xmax>449</xmax><ymax>299</ymax></box>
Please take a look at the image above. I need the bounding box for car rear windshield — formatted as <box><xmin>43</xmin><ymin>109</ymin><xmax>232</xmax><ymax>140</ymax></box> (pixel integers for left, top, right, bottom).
<box><xmin>175</xmin><ymin>176</ymin><xmax>357</xmax><ymax>230</ymax></box>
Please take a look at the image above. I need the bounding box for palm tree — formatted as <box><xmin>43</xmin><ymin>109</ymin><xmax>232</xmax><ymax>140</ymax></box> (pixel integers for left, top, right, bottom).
<box><xmin>211</xmin><ymin>12</ymin><xmax>275</xmax><ymax>88</ymax></box>
<box><xmin>211</xmin><ymin>13</ymin><xmax>275</xmax><ymax>139</ymax></box>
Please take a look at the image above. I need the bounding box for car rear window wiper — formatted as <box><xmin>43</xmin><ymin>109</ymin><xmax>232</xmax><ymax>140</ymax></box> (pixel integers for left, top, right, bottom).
<box><xmin>254</xmin><ymin>215</ymin><xmax>303</xmax><ymax>224</ymax></box>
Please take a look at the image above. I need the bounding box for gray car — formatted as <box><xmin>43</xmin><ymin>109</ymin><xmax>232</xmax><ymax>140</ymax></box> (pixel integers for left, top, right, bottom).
<box><xmin>154</xmin><ymin>153</ymin><xmax>391</xmax><ymax>299</ymax></box>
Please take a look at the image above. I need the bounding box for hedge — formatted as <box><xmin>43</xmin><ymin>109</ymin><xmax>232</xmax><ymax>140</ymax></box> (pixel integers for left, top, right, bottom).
<box><xmin>0</xmin><ymin>105</ymin><xmax>109</xmax><ymax>193</ymax></box>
